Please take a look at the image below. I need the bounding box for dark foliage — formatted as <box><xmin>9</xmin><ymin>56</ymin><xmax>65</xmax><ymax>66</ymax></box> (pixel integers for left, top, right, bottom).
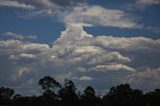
<box><xmin>58</xmin><ymin>79</ymin><xmax>78</xmax><ymax>106</ymax></box>
<box><xmin>0</xmin><ymin>76</ymin><xmax>160</xmax><ymax>106</ymax></box>
<box><xmin>81</xmin><ymin>86</ymin><xmax>101</xmax><ymax>106</ymax></box>
<box><xmin>102</xmin><ymin>84</ymin><xmax>145</xmax><ymax>106</ymax></box>
<box><xmin>0</xmin><ymin>87</ymin><xmax>14</xmax><ymax>105</ymax></box>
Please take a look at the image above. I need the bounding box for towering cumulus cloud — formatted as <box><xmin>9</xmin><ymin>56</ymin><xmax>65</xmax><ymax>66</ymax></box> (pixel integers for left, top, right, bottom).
<box><xmin>0</xmin><ymin>25</ymin><xmax>160</xmax><ymax>95</ymax></box>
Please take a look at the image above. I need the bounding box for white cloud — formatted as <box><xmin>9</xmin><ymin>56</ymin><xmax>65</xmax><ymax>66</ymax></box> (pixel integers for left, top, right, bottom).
<box><xmin>89</xmin><ymin>64</ymin><xmax>136</xmax><ymax>72</ymax></box>
<box><xmin>0</xmin><ymin>0</ymin><xmax>35</xmax><ymax>9</ymax></box>
<box><xmin>124</xmin><ymin>67</ymin><xmax>160</xmax><ymax>90</ymax></box>
<box><xmin>80</xmin><ymin>76</ymin><xmax>92</xmax><ymax>81</ymax></box>
<box><xmin>58</xmin><ymin>5</ymin><xmax>141</xmax><ymax>29</ymax></box>
<box><xmin>0</xmin><ymin>40</ymin><xmax>49</xmax><ymax>57</ymax></box>
<box><xmin>87</xmin><ymin>52</ymin><xmax>131</xmax><ymax>65</ymax></box>
<box><xmin>2</xmin><ymin>32</ymin><xmax>37</xmax><ymax>40</ymax></box>
<box><xmin>0</xmin><ymin>25</ymin><xmax>160</xmax><ymax>95</ymax></box>
<box><xmin>0</xmin><ymin>0</ymin><xmax>160</xmax><ymax>95</ymax></box>
<box><xmin>51</xmin><ymin>25</ymin><xmax>160</xmax><ymax>91</ymax></box>
<box><xmin>73</xmin><ymin>46</ymin><xmax>101</xmax><ymax>54</ymax></box>
<box><xmin>0</xmin><ymin>0</ymin><xmax>84</xmax><ymax>10</ymax></box>
<box><xmin>0</xmin><ymin>1</ymin><xmax>142</xmax><ymax>29</ymax></box>
<box><xmin>3</xmin><ymin>32</ymin><xmax>24</xmax><ymax>40</ymax></box>
<box><xmin>27</xmin><ymin>35</ymin><xmax>37</xmax><ymax>39</ymax></box>
<box><xmin>136</xmin><ymin>0</ymin><xmax>160</xmax><ymax>6</ymax></box>
<box><xmin>1</xmin><ymin>0</ymin><xmax>158</xmax><ymax>33</ymax></box>
<box><xmin>22</xmin><ymin>43</ymin><xmax>49</xmax><ymax>51</ymax></box>
<box><xmin>77</xmin><ymin>67</ymin><xmax>87</xmax><ymax>72</ymax></box>
<box><xmin>94</xmin><ymin>36</ymin><xmax>160</xmax><ymax>52</ymax></box>
<box><xmin>15</xmin><ymin>67</ymin><xmax>30</xmax><ymax>78</ymax></box>
<box><xmin>51</xmin><ymin>25</ymin><xmax>133</xmax><ymax>69</ymax></box>
<box><xmin>9</xmin><ymin>53</ymin><xmax>37</xmax><ymax>60</ymax></box>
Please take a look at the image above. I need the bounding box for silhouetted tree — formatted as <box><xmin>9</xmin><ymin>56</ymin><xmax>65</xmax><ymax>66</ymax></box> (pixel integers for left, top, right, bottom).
<box><xmin>81</xmin><ymin>86</ymin><xmax>100</xmax><ymax>106</ymax></box>
<box><xmin>0</xmin><ymin>87</ymin><xmax>14</xmax><ymax>99</ymax></box>
<box><xmin>2</xmin><ymin>76</ymin><xmax>160</xmax><ymax>106</ymax></box>
<box><xmin>102</xmin><ymin>84</ymin><xmax>145</xmax><ymax>106</ymax></box>
<box><xmin>0</xmin><ymin>87</ymin><xmax>14</xmax><ymax>105</ymax></box>
<box><xmin>103</xmin><ymin>84</ymin><xmax>132</xmax><ymax>106</ymax></box>
<box><xmin>13</xmin><ymin>94</ymin><xmax>22</xmax><ymax>100</ymax></box>
<box><xmin>145</xmin><ymin>89</ymin><xmax>160</xmax><ymax>106</ymax></box>
<box><xmin>84</xmin><ymin>86</ymin><xmax>95</xmax><ymax>97</ymax></box>
<box><xmin>39</xmin><ymin>76</ymin><xmax>61</xmax><ymax>93</ymax></box>
<box><xmin>38</xmin><ymin>76</ymin><xmax>61</xmax><ymax>106</ymax></box>
<box><xmin>130</xmin><ymin>89</ymin><xmax>145</xmax><ymax>106</ymax></box>
<box><xmin>58</xmin><ymin>79</ymin><xmax>78</xmax><ymax>106</ymax></box>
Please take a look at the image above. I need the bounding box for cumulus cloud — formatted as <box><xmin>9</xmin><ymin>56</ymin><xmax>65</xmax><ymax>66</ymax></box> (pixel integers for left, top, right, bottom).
<box><xmin>0</xmin><ymin>39</ymin><xmax>54</xmax><ymax>94</ymax></box>
<box><xmin>51</xmin><ymin>25</ymin><xmax>160</xmax><ymax>90</ymax></box>
<box><xmin>0</xmin><ymin>25</ymin><xmax>160</xmax><ymax>95</ymax></box>
<box><xmin>94</xmin><ymin>36</ymin><xmax>160</xmax><ymax>52</ymax></box>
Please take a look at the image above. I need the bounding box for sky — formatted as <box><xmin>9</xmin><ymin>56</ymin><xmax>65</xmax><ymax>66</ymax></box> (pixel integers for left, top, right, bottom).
<box><xmin>0</xmin><ymin>0</ymin><xmax>160</xmax><ymax>96</ymax></box>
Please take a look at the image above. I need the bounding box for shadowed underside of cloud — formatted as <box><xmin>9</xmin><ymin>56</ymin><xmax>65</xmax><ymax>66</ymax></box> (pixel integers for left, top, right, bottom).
<box><xmin>0</xmin><ymin>25</ymin><xmax>160</xmax><ymax>95</ymax></box>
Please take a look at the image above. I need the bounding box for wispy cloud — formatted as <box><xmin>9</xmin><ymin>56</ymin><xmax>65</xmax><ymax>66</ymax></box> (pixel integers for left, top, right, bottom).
<box><xmin>0</xmin><ymin>0</ymin><xmax>85</xmax><ymax>10</ymax></box>
<box><xmin>0</xmin><ymin>0</ymin><xmax>142</xmax><ymax>29</ymax></box>
<box><xmin>2</xmin><ymin>32</ymin><xmax>24</xmax><ymax>40</ymax></box>
<box><xmin>89</xmin><ymin>64</ymin><xmax>136</xmax><ymax>72</ymax></box>
<box><xmin>124</xmin><ymin>67</ymin><xmax>160</xmax><ymax>90</ymax></box>
<box><xmin>79</xmin><ymin>76</ymin><xmax>93</xmax><ymax>81</ymax></box>
<box><xmin>2</xmin><ymin>32</ymin><xmax>37</xmax><ymax>40</ymax></box>
<box><xmin>136</xmin><ymin>0</ymin><xmax>160</xmax><ymax>7</ymax></box>
<box><xmin>57</xmin><ymin>5</ymin><xmax>141</xmax><ymax>29</ymax></box>
<box><xmin>0</xmin><ymin>0</ymin><xmax>35</xmax><ymax>9</ymax></box>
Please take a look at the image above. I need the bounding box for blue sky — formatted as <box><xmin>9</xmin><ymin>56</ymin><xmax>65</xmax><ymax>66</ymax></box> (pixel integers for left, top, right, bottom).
<box><xmin>0</xmin><ymin>0</ymin><xmax>160</xmax><ymax>95</ymax></box>
<box><xmin>0</xmin><ymin>0</ymin><xmax>160</xmax><ymax>43</ymax></box>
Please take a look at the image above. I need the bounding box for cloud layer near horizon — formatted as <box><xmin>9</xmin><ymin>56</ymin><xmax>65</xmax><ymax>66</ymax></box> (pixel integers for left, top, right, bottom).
<box><xmin>0</xmin><ymin>25</ymin><xmax>160</xmax><ymax>95</ymax></box>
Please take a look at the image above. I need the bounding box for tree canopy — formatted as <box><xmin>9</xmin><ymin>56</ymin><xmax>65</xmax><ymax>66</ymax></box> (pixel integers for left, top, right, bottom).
<box><xmin>0</xmin><ymin>76</ymin><xmax>160</xmax><ymax>106</ymax></box>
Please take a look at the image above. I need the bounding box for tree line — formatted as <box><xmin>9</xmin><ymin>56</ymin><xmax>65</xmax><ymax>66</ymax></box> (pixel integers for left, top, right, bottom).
<box><xmin>0</xmin><ymin>76</ymin><xmax>160</xmax><ymax>106</ymax></box>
